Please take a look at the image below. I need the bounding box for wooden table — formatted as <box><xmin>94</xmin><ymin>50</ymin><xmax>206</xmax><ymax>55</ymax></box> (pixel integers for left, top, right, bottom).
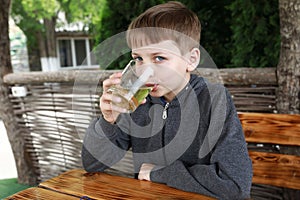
<box><xmin>6</xmin><ymin>169</ymin><xmax>214</xmax><ymax>199</ymax></box>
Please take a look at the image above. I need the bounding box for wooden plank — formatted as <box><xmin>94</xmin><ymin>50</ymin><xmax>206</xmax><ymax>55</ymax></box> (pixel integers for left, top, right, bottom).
<box><xmin>3</xmin><ymin>70</ymin><xmax>118</xmax><ymax>84</ymax></box>
<box><xmin>228</xmin><ymin>86</ymin><xmax>276</xmax><ymax>92</ymax></box>
<box><xmin>193</xmin><ymin>68</ymin><xmax>277</xmax><ymax>85</ymax></box>
<box><xmin>5</xmin><ymin>187</ymin><xmax>79</xmax><ymax>200</ymax></box>
<box><xmin>3</xmin><ymin>68</ymin><xmax>277</xmax><ymax>85</ymax></box>
<box><xmin>238</xmin><ymin>112</ymin><xmax>300</xmax><ymax>146</ymax></box>
<box><xmin>39</xmin><ymin>169</ymin><xmax>214</xmax><ymax>200</ymax></box>
<box><xmin>249</xmin><ymin>151</ymin><xmax>300</xmax><ymax>190</ymax></box>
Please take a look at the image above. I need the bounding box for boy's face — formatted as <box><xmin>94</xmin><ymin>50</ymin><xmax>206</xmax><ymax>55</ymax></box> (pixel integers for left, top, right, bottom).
<box><xmin>131</xmin><ymin>40</ymin><xmax>192</xmax><ymax>102</ymax></box>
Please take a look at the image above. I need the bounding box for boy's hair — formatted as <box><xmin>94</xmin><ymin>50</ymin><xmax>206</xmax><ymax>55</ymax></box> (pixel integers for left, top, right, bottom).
<box><xmin>126</xmin><ymin>1</ymin><xmax>201</xmax><ymax>54</ymax></box>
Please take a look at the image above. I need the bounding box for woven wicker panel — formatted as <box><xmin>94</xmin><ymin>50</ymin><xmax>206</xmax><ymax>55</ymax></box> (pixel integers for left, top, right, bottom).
<box><xmin>9</xmin><ymin>81</ymin><xmax>135</xmax><ymax>182</ymax></box>
<box><xmin>9</xmin><ymin>82</ymin><xmax>97</xmax><ymax>181</ymax></box>
<box><xmin>227</xmin><ymin>85</ymin><xmax>277</xmax><ymax>113</ymax></box>
<box><xmin>192</xmin><ymin>68</ymin><xmax>277</xmax><ymax>113</ymax></box>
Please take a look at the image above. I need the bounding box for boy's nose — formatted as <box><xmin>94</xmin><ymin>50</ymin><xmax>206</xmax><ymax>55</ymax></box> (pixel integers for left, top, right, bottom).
<box><xmin>141</xmin><ymin>58</ymin><xmax>153</xmax><ymax>65</ymax></box>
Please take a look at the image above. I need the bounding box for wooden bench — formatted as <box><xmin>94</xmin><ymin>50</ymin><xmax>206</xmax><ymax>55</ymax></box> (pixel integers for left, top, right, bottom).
<box><xmin>238</xmin><ymin>112</ymin><xmax>300</xmax><ymax>199</ymax></box>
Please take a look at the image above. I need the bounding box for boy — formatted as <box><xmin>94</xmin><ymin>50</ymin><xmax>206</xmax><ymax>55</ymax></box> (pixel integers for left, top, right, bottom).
<box><xmin>82</xmin><ymin>1</ymin><xmax>252</xmax><ymax>199</ymax></box>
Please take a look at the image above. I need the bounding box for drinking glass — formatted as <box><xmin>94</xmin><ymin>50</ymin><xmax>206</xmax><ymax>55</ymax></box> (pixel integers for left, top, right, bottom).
<box><xmin>109</xmin><ymin>60</ymin><xmax>155</xmax><ymax>113</ymax></box>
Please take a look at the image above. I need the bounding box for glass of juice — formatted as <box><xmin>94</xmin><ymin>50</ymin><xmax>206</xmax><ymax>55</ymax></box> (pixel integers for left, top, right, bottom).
<box><xmin>109</xmin><ymin>60</ymin><xmax>155</xmax><ymax>112</ymax></box>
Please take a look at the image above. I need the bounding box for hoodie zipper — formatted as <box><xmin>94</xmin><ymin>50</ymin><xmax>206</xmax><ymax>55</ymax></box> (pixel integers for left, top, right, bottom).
<box><xmin>162</xmin><ymin>102</ymin><xmax>169</xmax><ymax>119</ymax></box>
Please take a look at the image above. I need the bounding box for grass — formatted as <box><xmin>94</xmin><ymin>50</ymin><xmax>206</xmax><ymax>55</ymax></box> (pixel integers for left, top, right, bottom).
<box><xmin>0</xmin><ymin>178</ymin><xmax>32</xmax><ymax>199</ymax></box>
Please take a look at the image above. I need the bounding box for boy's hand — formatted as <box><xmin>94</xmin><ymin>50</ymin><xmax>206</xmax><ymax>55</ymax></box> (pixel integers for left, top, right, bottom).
<box><xmin>138</xmin><ymin>163</ymin><xmax>155</xmax><ymax>181</ymax></box>
<box><xmin>100</xmin><ymin>72</ymin><xmax>126</xmax><ymax>123</ymax></box>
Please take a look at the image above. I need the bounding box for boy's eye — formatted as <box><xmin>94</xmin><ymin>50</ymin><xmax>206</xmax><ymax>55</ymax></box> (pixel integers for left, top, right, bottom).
<box><xmin>155</xmin><ymin>56</ymin><xmax>165</xmax><ymax>62</ymax></box>
<box><xmin>133</xmin><ymin>56</ymin><xmax>143</xmax><ymax>62</ymax></box>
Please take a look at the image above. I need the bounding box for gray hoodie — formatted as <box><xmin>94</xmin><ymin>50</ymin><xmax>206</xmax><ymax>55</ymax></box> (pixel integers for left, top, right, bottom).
<box><xmin>82</xmin><ymin>74</ymin><xmax>253</xmax><ymax>199</ymax></box>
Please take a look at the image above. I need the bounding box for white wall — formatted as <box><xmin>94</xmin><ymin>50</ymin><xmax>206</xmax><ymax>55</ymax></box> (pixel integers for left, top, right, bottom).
<box><xmin>0</xmin><ymin>120</ymin><xmax>17</xmax><ymax>179</ymax></box>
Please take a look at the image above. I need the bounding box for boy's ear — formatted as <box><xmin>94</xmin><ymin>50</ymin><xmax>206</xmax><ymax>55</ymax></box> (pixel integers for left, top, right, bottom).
<box><xmin>187</xmin><ymin>48</ymin><xmax>200</xmax><ymax>72</ymax></box>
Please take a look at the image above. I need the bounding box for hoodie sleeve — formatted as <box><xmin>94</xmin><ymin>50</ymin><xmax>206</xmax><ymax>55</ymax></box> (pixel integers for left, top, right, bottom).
<box><xmin>81</xmin><ymin>116</ymin><xmax>131</xmax><ymax>172</ymax></box>
<box><xmin>150</xmin><ymin>88</ymin><xmax>253</xmax><ymax>199</ymax></box>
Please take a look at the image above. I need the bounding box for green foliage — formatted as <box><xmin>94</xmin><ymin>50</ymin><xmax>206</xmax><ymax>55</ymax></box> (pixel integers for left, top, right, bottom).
<box><xmin>11</xmin><ymin>0</ymin><xmax>106</xmax><ymax>44</ymax></box>
<box><xmin>179</xmin><ymin>0</ymin><xmax>233</xmax><ymax>68</ymax></box>
<box><xmin>227</xmin><ymin>0</ymin><xmax>280</xmax><ymax>68</ymax></box>
<box><xmin>58</xmin><ymin>0</ymin><xmax>105</xmax><ymax>31</ymax></box>
<box><xmin>21</xmin><ymin>0</ymin><xmax>59</xmax><ymax>20</ymax></box>
<box><xmin>11</xmin><ymin>0</ymin><xmax>42</xmax><ymax>48</ymax></box>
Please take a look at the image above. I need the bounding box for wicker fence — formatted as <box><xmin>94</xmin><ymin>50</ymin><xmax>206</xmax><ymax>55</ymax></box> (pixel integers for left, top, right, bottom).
<box><xmin>3</xmin><ymin>68</ymin><xmax>279</xmax><ymax>193</ymax></box>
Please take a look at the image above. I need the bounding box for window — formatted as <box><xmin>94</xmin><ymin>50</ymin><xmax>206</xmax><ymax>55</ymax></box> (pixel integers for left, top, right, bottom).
<box><xmin>57</xmin><ymin>38</ymin><xmax>98</xmax><ymax>69</ymax></box>
<box><xmin>75</xmin><ymin>40</ymin><xmax>86</xmax><ymax>66</ymax></box>
<box><xmin>58</xmin><ymin>40</ymin><xmax>73</xmax><ymax>67</ymax></box>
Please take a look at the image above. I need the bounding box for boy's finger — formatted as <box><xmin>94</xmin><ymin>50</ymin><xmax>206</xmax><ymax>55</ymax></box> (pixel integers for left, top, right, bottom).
<box><xmin>103</xmin><ymin>78</ymin><xmax>121</xmax><ymax>91</ymax></box>
<box><xmin>109</xmin><ymin>72</ymin><xmax>122</xmax><ymax>79</ymax></box>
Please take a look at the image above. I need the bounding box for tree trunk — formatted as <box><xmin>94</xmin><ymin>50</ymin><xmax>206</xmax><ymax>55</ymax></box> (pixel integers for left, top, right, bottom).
<box><xmin>27</xmin><ymin>41</ymin><xmax>41</xmax><ymax>71</ymax></box>
<box><xmin>0</xmin><ymin>0</ymin><xmax>12</xmax><ymax>76</ymax></box>
<box><xmin>44</xmin><ymin>17</ymin><xmax>57</xmax><ymax>57</ymax></box>
<box><xmin>40</xmin><ymin>17</ymin><xmax>59</xmax><ymax>71</ymax></box>
<box><xmin>0</xmin><ymin>0</ymin><xmax>37</xmax><ymax>185</ymax></box>
<box><xmin>37</xmin><ymin>30</ymin><xmax>47</xmax><ymax>58</ymax></box>
<box><xmin>277</xmin><ymin>1</ymin><xmax>300</xmax><ymax>199</ymax></box>
<box><xmin>276</xmin><ymin>0</ymin><xmax>300</xmax><ymax>114</ymax></box>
